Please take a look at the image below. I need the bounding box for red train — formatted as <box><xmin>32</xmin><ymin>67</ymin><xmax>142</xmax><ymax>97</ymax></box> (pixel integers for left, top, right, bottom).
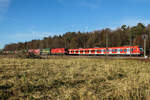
<box><xmin>27</xmin><ymin>48</ymin><xmax>68</xmax><ymax>55</ymax></box>
<box><xmin>68</xmin><ymin>46</ymin><xmax>143</xmax><ymax>56</ymax></box>
<box><xmin>2</xmin><ymin>46</ymin><xmax>144</xmax><ymax>56</ymax></box>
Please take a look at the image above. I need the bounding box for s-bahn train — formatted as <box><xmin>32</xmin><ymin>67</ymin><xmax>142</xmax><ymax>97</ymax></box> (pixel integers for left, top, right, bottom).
<box><xmin>2</xmin><ymin>46</ymin><xmax>144</xmax><ymax>56</ymax></box>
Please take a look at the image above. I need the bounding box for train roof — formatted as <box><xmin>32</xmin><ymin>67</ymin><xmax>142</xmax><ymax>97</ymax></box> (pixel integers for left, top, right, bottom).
<box><xmin>68</xmin><ymin>46</ymin><xmax>140</xmax><ymax>51</ymax></box>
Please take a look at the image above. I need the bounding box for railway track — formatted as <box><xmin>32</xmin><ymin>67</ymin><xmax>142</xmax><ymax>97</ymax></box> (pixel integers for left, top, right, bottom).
<box><xmin>41</xmin><ymin>55</ymin><xmax>149</xmax><ymax>60</ymax></box>
<box><xmin>1</xmin><ymin>54</ymin><xmax>149</xmax><ymax>61</ymax></box>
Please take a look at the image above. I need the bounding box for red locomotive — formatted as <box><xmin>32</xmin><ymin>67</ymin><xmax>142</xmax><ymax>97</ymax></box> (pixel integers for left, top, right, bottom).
<box><xmin>51</xmin><ymin>48</ymin><xmax>68</xmax><ymax>55</ymax></box>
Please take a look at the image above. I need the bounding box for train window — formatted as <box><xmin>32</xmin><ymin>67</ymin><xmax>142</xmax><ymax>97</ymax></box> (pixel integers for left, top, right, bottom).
<box><xmin>120</xmin><ymin>49</ymin><xmax>123</xmax><ymax>52</ymax></box>
<box><xmin>71</xmin><ymin>51</ymin><xmax>74</xmax><ymax>53</ymax></box>
<box><xmin>91</xmin><ymin>50</ymin><xmax>95</xmax><ymax>52</ymax></box>
<box><xmin>80</xmin><ymin>50</ymin><xmax>83</xmax><ymax>53</ymax></box>
<box><xmin>85</xmin><ymin>50</ymin><xmax>89</xmax><ymax>53</ymax></box>
<box><xmin>107</xmin><ymin>49</ymin><xmax>109</xmax><ymax>52</ymax></box>
<box><xmin>131</xmin><ymin>49</ymin><xmax>133</xmax><ymax>52</ymax></box>
<box><xmin>76</xmin><ymin>50</ymin><xmax>78</xmax><ymax>53</ymax></box>
<box><xmin>124</xmin><ymin>49</ymin><xmax>127</xmax><ymax>52</ymax></box>
<box><xmin>104</xmin><ymin>50</ymin><xmax>106</xmax><ymax>52</ymax></box>
<box><xmin>115</xmin><ymin>49</ymin><xmax>117</xmax><ymax>52</ymax></box>
<box><xmin>98</xmin><ymin>50</ymin><xmax>101</xmax><ymax>52</ymax></box>
<box><xmin>112</xmin><ymin>49</ymin><xmax>115</xmax><ymax>52</ymax></box>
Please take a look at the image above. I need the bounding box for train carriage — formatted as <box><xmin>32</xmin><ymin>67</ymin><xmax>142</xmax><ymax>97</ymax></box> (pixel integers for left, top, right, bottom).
<box><xmin>68</xmin><ymin>46</ymin><xmax>143</xmax><ymax>56</ymax></box>
<box><xmin>40</xmin><ymin>48</ymin><xmax>51</xmax><ymax>55</ymax></box>
<box><xmin>28</xmin><ymin>49</ymin><xmax>40</xmax><ymax>55</ymax></box>
<box><xmin>34</xmin><ymin>49</ymin><xmax>40</xmax><ymax>55</ymax></box>
<box><xmin>2</xmin><ymin>46</ymin><xmax>143</xmax><ymax>56</ymax></box>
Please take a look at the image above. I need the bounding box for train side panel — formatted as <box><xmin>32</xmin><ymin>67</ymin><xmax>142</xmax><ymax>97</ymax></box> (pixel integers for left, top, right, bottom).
<box><xmin>68</xmin><ymin>46</ymin><xmax>143</xmax><ymax>56</ymax></box>
<box><xmin>40</xmin><ymin>48</ymin><xmax>51</xmax><ymax>55</ymax></box>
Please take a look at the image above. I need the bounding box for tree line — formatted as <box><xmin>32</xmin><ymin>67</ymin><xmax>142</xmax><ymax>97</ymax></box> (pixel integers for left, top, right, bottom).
<box><xmin>4</xmin><ymin>23</ymin><xmax>150</xmax><ymax>52</ymax></box>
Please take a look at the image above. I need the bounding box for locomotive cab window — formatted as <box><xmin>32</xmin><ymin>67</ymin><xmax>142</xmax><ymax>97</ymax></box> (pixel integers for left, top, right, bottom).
<box><xmin>140</xmin><ymin>48</ymin><xmax>143</xmax><ymax>52</ymax></box>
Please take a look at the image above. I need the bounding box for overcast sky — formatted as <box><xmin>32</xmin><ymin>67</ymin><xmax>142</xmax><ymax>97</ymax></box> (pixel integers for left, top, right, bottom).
<box><xmin>0</xmin><ymin>0</ymin><xmax>150</xmax><ymax>48</ymax></box>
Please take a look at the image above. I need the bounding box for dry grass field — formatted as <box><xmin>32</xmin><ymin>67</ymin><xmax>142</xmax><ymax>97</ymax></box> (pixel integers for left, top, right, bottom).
<box><xmin>0</xmin><ymin>57</ymin><xmax>150</xmax><ymax>100</ymax></box>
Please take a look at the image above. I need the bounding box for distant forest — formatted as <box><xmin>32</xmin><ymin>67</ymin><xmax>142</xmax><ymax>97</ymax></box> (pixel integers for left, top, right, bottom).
<box><xmin>4</xmin><ymin>23</ymin><xmax>150</xmax><ymax>52</ymax></box>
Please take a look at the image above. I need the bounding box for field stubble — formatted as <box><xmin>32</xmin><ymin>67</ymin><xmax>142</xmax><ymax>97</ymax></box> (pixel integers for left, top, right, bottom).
<box><xmin>0</xmin><ymin>57</ymin><xmax>150</xmax><ymax>100</ymax></box>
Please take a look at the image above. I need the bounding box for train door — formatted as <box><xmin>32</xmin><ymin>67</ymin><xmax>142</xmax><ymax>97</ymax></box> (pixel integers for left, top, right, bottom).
<box><xmin>97</xmin><ymin>49</ymin><xmax>102</xmax><ymax>55</ymax></box>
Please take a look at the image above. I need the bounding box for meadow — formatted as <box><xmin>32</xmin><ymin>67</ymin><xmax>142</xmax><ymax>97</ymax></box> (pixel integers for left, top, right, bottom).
<box><xmin>0</xmin><ymin>57</ymin><xmax>150</xmax><ymax>100</ymax></box>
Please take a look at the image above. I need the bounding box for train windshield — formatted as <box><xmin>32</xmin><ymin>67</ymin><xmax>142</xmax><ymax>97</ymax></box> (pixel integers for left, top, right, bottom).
<box><xmin>140</xmin><ymin>48</ymin><xmax>143</xmax><ymax>52</ymax></box>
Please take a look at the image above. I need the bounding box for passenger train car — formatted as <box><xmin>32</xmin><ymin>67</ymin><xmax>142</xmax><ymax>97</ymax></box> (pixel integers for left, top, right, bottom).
<box><xmin>2</xmin><ymin>46</ymin><xmax>144</xmax><ymax>56</ymax></box>
<box><xmin>68</xmin><ymin>46</ymin><xmax>143</xmax><ymax>56</ymax></box>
